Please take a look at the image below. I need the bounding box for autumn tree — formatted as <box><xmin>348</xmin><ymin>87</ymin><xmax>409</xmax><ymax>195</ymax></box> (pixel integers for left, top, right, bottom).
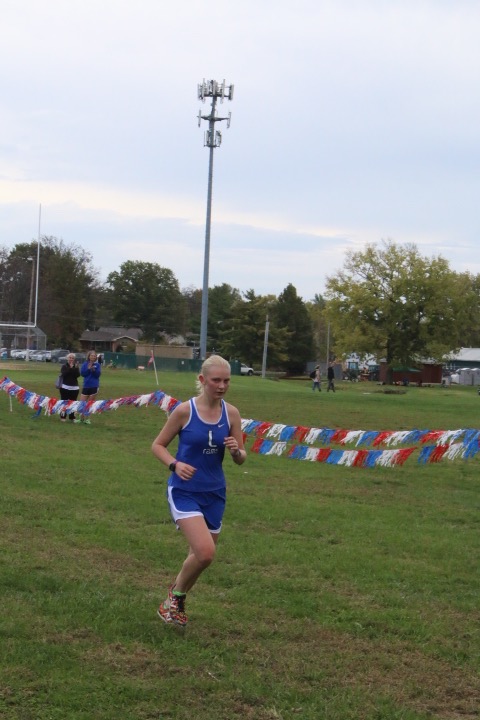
<box><xmin>325</xmin><ymin>240</ymin><xmax>479</xmax><ymax>371</ymax></box>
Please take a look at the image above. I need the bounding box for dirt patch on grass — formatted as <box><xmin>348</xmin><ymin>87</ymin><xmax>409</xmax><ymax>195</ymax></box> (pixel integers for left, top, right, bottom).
<box><xmin>0</xmin><ymin>516</ymin><xmax>161</xmax><ymax>590</ymax></box>
<box><xmin>77</xmin><ymin>621</ymin><xmax>479</xmax><ymax>719</ymax></box>
<box><xmin>272</xmin><ymin>624</ymin><xmax>480</xmax><ymax>719</ymax></box>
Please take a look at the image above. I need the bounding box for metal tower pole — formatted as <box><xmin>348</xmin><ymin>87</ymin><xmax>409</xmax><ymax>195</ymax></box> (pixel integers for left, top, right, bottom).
<box><xmin>200</xmin><ymin>96</ymin><xmax>217</xmax><ymax>361</ymax></box>
<box><xmin>197</xmin><ymin>79</ymin><xmax>234</xmax><ymax>360</ymax></box>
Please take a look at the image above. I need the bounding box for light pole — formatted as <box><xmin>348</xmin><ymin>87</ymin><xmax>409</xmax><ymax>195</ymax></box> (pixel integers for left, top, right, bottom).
<box><xmin>326</xmin><ymin>321</ymin><xmax>331</xmax><ymax>366</ymax></box>
<box><xmin>25</xmin><ymin>257</ymin><xmax>35</xmax><ymax>361</ymax></box>
<box><xmin>197</xmin><ymin>79</ymin><xmax>234</xmax><ymax>359</ymax></box>
<box><xmin>261</xmin><ymin>315</ymin><xmax>269</xmax><ymax>379</ymax></box>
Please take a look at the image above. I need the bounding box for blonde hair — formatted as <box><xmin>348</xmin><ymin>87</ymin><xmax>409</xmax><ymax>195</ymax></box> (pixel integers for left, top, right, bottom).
<box><xmin>86</xmin><ymin>350</ymin><xmax>97</xmax><ymax>361</ymax></box>
<box><xmin>196</xmin><ymin>355</ymin><xmax>231</xmax><ymax>394</ymax></box>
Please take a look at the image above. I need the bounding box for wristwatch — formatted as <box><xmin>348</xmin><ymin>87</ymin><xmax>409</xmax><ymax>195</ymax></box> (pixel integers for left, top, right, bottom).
<box><xmin>168</xmin><ymin>462</ymin><xmax>177</xmax><ymax>473</ymax></box>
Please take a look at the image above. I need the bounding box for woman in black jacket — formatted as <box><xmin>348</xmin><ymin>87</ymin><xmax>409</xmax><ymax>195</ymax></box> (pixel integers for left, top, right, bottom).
<box><xmin>59</xmin><ymin>353</ymin><xmax>80</xmax><ymax>421</ymax></box>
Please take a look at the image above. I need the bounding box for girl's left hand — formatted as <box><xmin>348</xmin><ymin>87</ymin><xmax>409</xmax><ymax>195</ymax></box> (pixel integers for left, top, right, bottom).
<box><xmin>224</xmin><ymin>436</ymin><xmax>241</xmax><ymax>455</ymax></box>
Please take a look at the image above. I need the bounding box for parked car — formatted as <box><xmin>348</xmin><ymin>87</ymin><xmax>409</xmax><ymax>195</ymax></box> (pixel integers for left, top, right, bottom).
<box><xmin>11</xmin><ymin>349</ymin><xmax>39</xmax><ymax>359</ymax></box>
<box><xmin>32</xmin><ymin>351</ymin><xmax>49</xmax><ymax>362</ymax></box>
<box><xmin>24</xmin><ymin>350</ymin><xmax>42</xmax><ymax>361</ymax></box>
<box><xmin>50</xmin><ymin>349</ymin><xmax>70</xmax><ymax>363</ymax></box>
<box><xmin>58</xmin><ymin>352</ymin><xmax>86</xmax><ymax>365</ymax></box>
<box><xmin>240</xmin><ymin>363</ymin><xmax>254</xmax><ymax>376</ymax></box>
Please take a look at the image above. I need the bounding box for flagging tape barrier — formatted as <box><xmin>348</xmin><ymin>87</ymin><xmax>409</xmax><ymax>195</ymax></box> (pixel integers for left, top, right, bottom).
<box><xmin>2</xmin><ymin>376</ymin><xmax>479</xmax><ymax>468</ymax></box>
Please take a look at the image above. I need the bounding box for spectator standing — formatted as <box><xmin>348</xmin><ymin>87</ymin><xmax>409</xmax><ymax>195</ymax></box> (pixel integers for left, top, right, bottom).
<box><xmin>327</xmin><ymin>363</ymin><xmax>336</xmax><ymax>392</ymax></box>
<box><xmin>76</xmin><ymin>350</ymin><xmax>101</xmax><ymax>424</ymax></box>
<box><xmin>59</xmin><ymin>353</ymin><xmax>80</xmax><ymax>422</ymax></box>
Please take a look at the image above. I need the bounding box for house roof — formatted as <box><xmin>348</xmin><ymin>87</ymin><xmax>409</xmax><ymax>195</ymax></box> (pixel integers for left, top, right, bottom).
<box><xmin>80</xmin><ymin>327</ymin><xmax>143</xmax><ymax>342</ymax></box>
<box><xmin>445</xmin><ymin>348</ymin><xmax>480</xmax><ymax>362</ymax></box>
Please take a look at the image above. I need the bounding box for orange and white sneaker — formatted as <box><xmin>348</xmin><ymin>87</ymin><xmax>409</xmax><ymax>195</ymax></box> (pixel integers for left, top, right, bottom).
<box><xmin>157</xmin><ymin>585</ymin><xmax>188</xmax><ymax>626</ymax></box>
<box><xmin>169</xmin><ymin>590</ymin><xmax>187</xmax><ymax>626</ymax></box>
<box><xmin>157</xmin><ymin>600</ymin><xmax>172</xmax><ymax>624</ymax></box>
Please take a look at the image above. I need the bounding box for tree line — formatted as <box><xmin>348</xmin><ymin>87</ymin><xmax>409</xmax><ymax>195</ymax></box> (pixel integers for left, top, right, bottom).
<box><xmin>1</xmin><ymin>236</ymin><xmax>479</xmax><ymax>374</ymax></box>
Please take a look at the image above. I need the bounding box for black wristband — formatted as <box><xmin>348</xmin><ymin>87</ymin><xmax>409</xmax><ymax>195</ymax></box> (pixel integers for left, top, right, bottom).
<box><xmin>168</xmin><ymin>462</ymin><xmax>177</xmax><ymax>473</ymax></box>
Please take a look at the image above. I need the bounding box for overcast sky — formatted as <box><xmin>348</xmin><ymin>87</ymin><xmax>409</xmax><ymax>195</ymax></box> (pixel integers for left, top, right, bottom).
<box><xmin>1</xmin><ymin>0</ymin><xmax>479</xmax><ymax>302</ymax></box>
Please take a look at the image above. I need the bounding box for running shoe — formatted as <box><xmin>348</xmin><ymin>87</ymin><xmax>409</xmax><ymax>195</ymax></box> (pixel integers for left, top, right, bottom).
<box><xmin>157</xmin><ymin>583</ymin><xmax>174</xmax><ymax>624</ymax></box>
<box><xmin>169</xmin><ymin>590</ymin><xmax>187</xmax><ymax>626</ymax></box>
<box><xmin>157</xmin><ymin>584</ymin><xmax>188</xmax><ymax>626</ymax></box>
<box><xmin>157</xmin><ymin>601</ymin><xmax>172</xmax><ymax>624</ymax></box>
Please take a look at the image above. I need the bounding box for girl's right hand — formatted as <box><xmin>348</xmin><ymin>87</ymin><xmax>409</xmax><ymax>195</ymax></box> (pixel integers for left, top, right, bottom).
<box><xmin>175</xmin><ymin>461</ymin><xmax>197</xmax><ymax>480</ymax></box>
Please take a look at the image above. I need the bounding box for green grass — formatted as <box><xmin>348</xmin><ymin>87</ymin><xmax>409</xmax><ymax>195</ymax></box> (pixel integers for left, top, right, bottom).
<box><xmin>1</xmin><ymin>363</ymin><xmax>479</xmax><ymax>719</ymax></box>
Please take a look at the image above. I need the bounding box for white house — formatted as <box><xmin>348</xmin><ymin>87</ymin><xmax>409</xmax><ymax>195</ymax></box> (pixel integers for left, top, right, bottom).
<box><xmin>444</xmin><ymin>348</ymin><xmax>480</xmax><ymax>369</ymax></box>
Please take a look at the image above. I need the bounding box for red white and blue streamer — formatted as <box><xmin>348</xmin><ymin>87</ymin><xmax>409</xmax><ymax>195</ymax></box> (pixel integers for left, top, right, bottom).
<box><xmin>0</xmin><ymin>376</ymin><xmax>180</xmax><ymax>417</ymax></box>
<box><xmin>2</xmin><ymin>376</ymin><xmax>479</xmax><ymax>467</ymax></box>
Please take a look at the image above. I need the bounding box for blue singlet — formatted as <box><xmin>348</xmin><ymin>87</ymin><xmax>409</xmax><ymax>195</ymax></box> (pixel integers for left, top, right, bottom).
<box><xmin>168</xmin><ymin>398</ymin><xmax>231</xmax><ymax>493</ymax></box>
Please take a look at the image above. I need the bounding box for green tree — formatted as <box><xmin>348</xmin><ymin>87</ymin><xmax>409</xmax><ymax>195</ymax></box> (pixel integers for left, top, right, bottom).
<box><xmin>4</xmin><ymin>237</ymin><xmax>101</xmax><ymax>348</ymax></box>
<box><xmin>325</xmin><ymin>240</ymin><xmax>478</xmax><ymax>372</ymax></box>
<box><xmin>307</xmin><ymin>293</ymin><xmax>332</xmax><ymax>364</ymax></box>
<box><xmin>0</xmin><ymin>247</ymin><xmax>30</xmax><ymax>326</ymax></box>
<box><xmin>272</xmin><ymin>283</ymin><xmax>314</xmax><ymax>374</ymax></box>
<box><xmin>182</xmin><ymin>285</ymin><xmax>202</xmax><ymax>340</ymax></box>
<box><xmin>218</xmin><ymin>290</ymin><xmax>289</xmax><ymax>369</ymax></box>
<box><xmin>207</xmin><ymin>283</ymin><xmax>242</xmax><ymax>352</ymax></box>
<box><xmin>215</xmin><ymin>290</ymin><xmax>266</xmax><ymax>364</ymax></box>
<box><xmin>450</xmin><ymin>272</ymin><xmax>480</xmax><ymax>347</ymax></box>
<box><xmin>106</xmin><ymin>261</ymin><xmax>185</xmax><ymax>340</ymax></box>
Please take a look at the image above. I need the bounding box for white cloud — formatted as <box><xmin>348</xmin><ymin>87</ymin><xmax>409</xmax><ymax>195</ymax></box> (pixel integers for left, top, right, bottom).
<box><xmin>1</xmin><ymin>0</ymin><xmax>480</xmax><ymax>301</ymax></box>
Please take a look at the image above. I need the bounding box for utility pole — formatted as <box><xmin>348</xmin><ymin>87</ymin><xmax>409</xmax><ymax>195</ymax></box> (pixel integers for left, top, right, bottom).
<box><xmin>197</xmin><ymin>79</ymin><xmax>234</xmax><ymax>360</ymax></box>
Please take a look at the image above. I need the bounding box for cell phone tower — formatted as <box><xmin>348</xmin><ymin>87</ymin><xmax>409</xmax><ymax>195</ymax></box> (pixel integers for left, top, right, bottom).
<box><xmin>197</xmin><ymin>79</ymin><xmax>234</xmax><ymax>360</ymax></box>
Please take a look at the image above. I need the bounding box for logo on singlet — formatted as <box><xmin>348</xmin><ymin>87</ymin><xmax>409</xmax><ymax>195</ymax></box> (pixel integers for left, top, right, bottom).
<box><xmin>203</xmin><ymin>429</ymin><xmax>219</xmax><ymax>455</ymax></box>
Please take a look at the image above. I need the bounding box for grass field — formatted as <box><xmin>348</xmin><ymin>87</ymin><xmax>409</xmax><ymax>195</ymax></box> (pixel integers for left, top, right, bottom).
<box><xmin>1</xmin><ymin>363</ymin><xmax>479</xmax><ymax>720</ymax></box>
